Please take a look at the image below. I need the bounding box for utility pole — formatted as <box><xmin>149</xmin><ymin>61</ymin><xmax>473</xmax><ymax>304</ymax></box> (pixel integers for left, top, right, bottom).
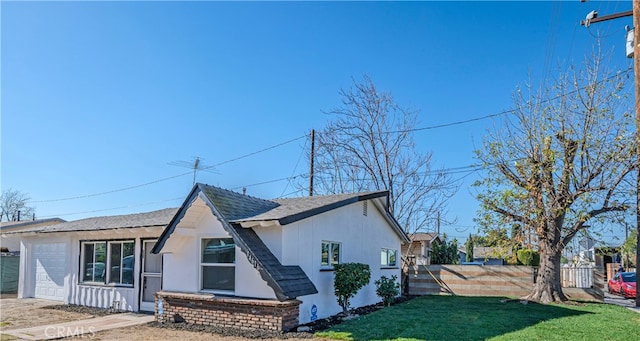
<box><xmin>580</xmin><ymin>1</ymin><xmax>639</xmax><ymax>307</ymax></box>
<box><xmin>309</xmin><ymin>129</ymin><xmax>315</xmax><ymax>197</ymax></box>
<box><xmin>634</xmin><ymin>0</ymin><xmax>640</xmax><ymax>309</ymax></box>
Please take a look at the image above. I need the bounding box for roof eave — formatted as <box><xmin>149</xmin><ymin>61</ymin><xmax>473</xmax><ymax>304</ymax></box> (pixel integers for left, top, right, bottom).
<box><xmin>152</xmin><ymin>184</ymin><xmax>203</xmax><ymax>254</ymax></box>
<box><xmin>277</xmin><ymin>191</ymin><xmax>389</xmax><ymax>226</ymax></box>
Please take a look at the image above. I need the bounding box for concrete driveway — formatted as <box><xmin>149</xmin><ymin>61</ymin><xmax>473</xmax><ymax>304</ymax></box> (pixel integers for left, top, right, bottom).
<box><xmin>604</xmin><ymin>292</ymin><xmax>640</xmax><ymax>313</ymax></box>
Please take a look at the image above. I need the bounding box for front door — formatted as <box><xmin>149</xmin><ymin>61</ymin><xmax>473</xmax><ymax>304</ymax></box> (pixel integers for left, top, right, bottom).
<box><xmin>140</xmin><ymin>240</ymin><xmax>162</xmax><ymax>312</ymax></box>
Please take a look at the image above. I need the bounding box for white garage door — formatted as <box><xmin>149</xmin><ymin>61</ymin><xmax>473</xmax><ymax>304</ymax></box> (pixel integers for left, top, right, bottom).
<box><xmin>33</xmin><ymin>242</ymin><xmax>67</xmax><ymax>301</ymax></box>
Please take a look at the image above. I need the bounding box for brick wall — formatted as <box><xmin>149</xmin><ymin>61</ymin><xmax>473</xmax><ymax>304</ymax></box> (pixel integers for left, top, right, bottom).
<box><xmin>155</xmin><ymin>291</ymin><xmax>301</xmax><ymax>331</ymax></box>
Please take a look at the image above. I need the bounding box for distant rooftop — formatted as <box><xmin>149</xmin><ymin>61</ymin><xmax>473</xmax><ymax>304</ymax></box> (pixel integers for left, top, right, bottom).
<box><xmin>1</xmin><ymin>208</ymin><xmax>178</xmax><ymax>234</ymax></box>
<box><xmin>0</xmin><ymin>218</ymin><xmax>66</xmax><ymax>232</ymax></box>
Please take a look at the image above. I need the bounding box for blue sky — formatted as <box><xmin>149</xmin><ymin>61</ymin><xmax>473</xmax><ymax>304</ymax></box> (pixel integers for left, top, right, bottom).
<box><xmin>1</xmin><ymin>1</ymin><xmax>635</xmax><ymax>245</ymax></box>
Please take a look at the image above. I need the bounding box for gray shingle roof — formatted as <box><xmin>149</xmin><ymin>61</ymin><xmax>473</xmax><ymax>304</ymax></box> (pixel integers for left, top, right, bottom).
<box><xmin>199</xmin><ymin>184</ymin><xmax>387</xmax><ymax>225</ymax></box>
<box><xmin>410</xmin><ymin>232</ymin><xmax>440</xmax><ymax>242</ymax></box>
<box><xmin>237</xmin><ymin>191</ymin><xmax>387</xmax><ymax>225</ymax></box>
<box><xmin>200</xmin><ymin>185</ymin><xmax>280</xmax><ymax>221</ymax></box>
<box><xmin>3</xmin><ymin>208</ymin><xmax>178</xmax><ymax>234</ymax></box>
<box><xmin>0</xmin><ymin>218</ymin><xmax>66</xmax><ymax>232</ymax></box>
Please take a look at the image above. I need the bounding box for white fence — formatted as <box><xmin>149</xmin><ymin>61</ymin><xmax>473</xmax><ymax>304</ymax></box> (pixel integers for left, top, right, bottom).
<box><xmin>561</xmin><ymin>265</ymin><xmax>594</xmax><ymax>288</ymax></box>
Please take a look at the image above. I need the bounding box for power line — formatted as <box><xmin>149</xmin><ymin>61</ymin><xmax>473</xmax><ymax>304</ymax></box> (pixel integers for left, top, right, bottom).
<box><xmin>203</xmin><ymin>134</ymin><xmax>307</xmax><ymax>170</ymax></box>
<box><xmin>386</xmin><ymin>65</ymin><xmax>634</xmax><ymax>135</ymax></box>
<box><xmin>27</xmin><ymin>134</ymin><xmax>308</xmax><ymax>204</ymax></box>
<box><xmin>25</xmin><ymin>67</ymin><xmax>633</xmax><ymax>205</ymax></box>
<box><xmin>28</xmin><ymin>172</ymin><xmax>193</xmax><ymax>204</ymax></box>
<box><xmin>31</xmin><ymin>160</ymin><xmax>502</xmax><ymax>219</ymax></box>
<box><xmin>230</xmin><ymin>174</ymin><xmax>307</xmax><ymax>191</ymax></box>
<box><xmin>37</xmin><ymin>197</ymin><xmax>185</xmax><ymax>218</ymax></box>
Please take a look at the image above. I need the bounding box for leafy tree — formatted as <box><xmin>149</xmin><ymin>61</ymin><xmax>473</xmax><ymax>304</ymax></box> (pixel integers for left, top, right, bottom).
<box><xmin>516</xmin><ymin>249</ymin><xmax>540</xmax><ymax>266</ymax></box>
<box><xmin>431</xmin><ymin>234</ymin><xmax>459</xmax><ymax>265</ymax></box>
<box><xmin>309</xmin><ymin>76</ymin><xmax>458</xmax><ymax>235</ymax></box>
<box><xmin>333</xmin><ymin>263</ymin><xmax>371</xmax><ymax>315</ymax></box>
<box><xmin>474</xmin><ymin>53</ymin><xmax>636</xmax><ymax>303</ymax></box>
<box><xmin>465</xmin><ymin>234</ymin><xmax>475</xmax><ymax>262</ymax></box>
<box><xmin>374</xmin><ymin>275</ymin><xmax>400</xmax><ymax>307</ymax></box>
<box><xmin>0</xmin><ymin>189</ymin><xmax>35</xmax><ymax>222</ymax></box>
<box><xmin>621</xmin><ymin>229</ymin><xmax>637</xmax><ymax>268</ymax></box>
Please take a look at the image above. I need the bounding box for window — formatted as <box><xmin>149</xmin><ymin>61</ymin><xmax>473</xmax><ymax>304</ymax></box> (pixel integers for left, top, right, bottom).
<box><xmin>201</xmin><ymin>238</ymin><xmax>235</xmax><ymax>292</ymax></box>
<box><xmin>109</xmin><ymin>241</ymin><xmax>134</xmax><ymax>285</ymax></box>
<box><xmin>81</xmin><ymin>240</ymin><xmax>134</xmax><ymax>286</ymax></box>
<box><xmin>381</xmin><ymin>248</ymin><xmax>397</xmax><ymax>267</ymax></box>
<box><xmin>321</xmin><ymin>241</ymin><xmax>341</xmax><ymax>267</ymax></box>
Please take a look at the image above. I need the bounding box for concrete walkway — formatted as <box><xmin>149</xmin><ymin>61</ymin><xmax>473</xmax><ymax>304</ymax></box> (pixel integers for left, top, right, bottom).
<box><xmin>1</xmin><ymin>313</ymin><xmax>154</xmax><ymax>340</ymax></box>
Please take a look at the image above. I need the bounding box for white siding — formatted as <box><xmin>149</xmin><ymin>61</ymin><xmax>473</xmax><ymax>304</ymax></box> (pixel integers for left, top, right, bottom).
<box><xmin>19</xmin><ymin>228</ymin><xmax>161</xmax><ymax>312</ymax></box>
<box><xmin>279</xmin><ymin>200</ymin><xmax>403</xmax><ymax>324</ymax></box>
<box><xmin>161</xmin><ymin>199</ymin><xmax>276</xmax><ymax>299</ymax></box>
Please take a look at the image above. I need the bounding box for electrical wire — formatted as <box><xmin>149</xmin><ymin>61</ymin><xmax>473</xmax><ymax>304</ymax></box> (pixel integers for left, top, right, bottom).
<box><xmin>28</xmin><ymin>172</ymin><xmax>193</xmax><ymax>203</ymax></box>
<box><xmin>386</xmin><ymin>65</ymin><xmax>633</xmax><ymax>134</ymax></box>
<box><xmin>27</xmin><ymin>134</ymin><xmax>308</xmax><ymax>204</ymax></box>
<box><xmin>37</xmin><ymin>197</ymin><xmax>185</xmax><ymax>218</ymax></box>
<box><xmin>25</xmin><ymin>65</ymin><xmax>634</xmax><ymax>205</ymax></box>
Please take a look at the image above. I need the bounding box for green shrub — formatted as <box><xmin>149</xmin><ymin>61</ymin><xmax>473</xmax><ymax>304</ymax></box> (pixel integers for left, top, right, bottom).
<box><xmin>374</xmin><ymin>275</ymin><xmax>400</xmax><ymax>306</ymax></box>
<box><xmin>517</xmin><ymin>249</ymin><xmax>540</xmax><ymax>266</ymax></box>
<box><xmin>333</xmin><ymin>263</ymin><xmax>371</xmax><ymax>315</ymax></box>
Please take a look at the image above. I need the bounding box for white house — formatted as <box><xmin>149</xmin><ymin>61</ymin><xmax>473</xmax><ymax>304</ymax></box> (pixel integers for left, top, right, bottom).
<box><xmin>3</xmin><ymin>208</ymin><xmax>177</xmax><ymax>312</ymax></box>
<box><xmin>152</xmin><ymin>183</ymin><xmax>409</xmax><ymax>331</ymax></box>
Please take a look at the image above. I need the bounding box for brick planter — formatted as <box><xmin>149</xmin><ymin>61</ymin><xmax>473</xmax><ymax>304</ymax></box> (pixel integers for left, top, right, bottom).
<box><xmin>155</xmin><ymin>291</ymin><xmax>301</xmax><ymax>331</ymax></box>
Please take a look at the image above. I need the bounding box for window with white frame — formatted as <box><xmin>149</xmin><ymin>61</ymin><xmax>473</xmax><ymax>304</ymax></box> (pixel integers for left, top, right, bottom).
<box><xmin>201</xmin><ymin>238</ymin><xmax>235</xmax><ymax>292</ymax></box>
<box><xmin>321</xmin><ymin>241</ymin><xmax>341</xmax><ymax>267</ymax></box>
<box><xmin>80</xmin><ymin>240</ymin><xmax>134</xmax><ymax>286</ymax></box>
<box><xmin>381</xmin><ymin>248</ymin><xmax>397</xmax><ymax>267</ymax></box>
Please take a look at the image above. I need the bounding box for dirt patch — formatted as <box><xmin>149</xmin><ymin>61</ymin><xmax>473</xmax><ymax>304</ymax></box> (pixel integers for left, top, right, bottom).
<box><xmin>43</xmin><ymin>304</ymin><xmax>122</xmax><ymax>317</ymax></box>
<box><xmin>0</xmin><ymin>298</ymin><xmax>98</xmax><ymax>331</ymax></box>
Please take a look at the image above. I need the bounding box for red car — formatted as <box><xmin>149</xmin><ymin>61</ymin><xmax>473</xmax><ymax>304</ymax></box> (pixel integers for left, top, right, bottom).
<box><xmin>608</xmin><ymin>271</ymin><xmax>637</xmax><ymax>299</ymax></box>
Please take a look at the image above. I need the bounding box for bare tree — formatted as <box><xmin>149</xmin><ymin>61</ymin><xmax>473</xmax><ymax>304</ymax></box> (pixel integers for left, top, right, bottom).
<box><xmin>309</xmin><ymin>75</ymin><xmax>458</xmax><ymax>234</ymax></box>
<box><xmin>474</xmin><ymin>53</ymin><xmax>636</xmax><ymax>303</ymax></box>
<box><xmin>1</xmin><ymin>189</ymin><xmax>35</xmax><ymax>222</ymax></box>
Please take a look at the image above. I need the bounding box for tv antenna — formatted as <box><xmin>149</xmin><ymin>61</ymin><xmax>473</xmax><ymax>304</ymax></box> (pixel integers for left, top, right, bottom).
<box><xmin>168</xmin><ymin>156</ymin><xmax>218</xmax><ymax>185</ymax></box>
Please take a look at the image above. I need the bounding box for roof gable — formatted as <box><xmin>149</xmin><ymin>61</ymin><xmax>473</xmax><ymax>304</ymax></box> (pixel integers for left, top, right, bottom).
<box><xmin>152</xmin><ymin>183</ymin><xmax>318</xmax><ymax>300</ymax></box>
<box><xmin>153</xmin><ymin>183</ymin><xmax>410</xmax><ymax>300</ymax></box>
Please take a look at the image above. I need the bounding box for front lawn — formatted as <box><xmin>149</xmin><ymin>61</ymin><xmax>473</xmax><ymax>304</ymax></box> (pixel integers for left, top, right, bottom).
<box><xmin>315</xmin><ymin>295</ymin><xmax>640</xmax><ymax>341</ymax></box>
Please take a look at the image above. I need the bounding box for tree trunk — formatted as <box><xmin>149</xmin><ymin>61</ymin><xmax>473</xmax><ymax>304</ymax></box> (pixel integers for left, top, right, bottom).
<box><xmin>524</xmin><ymin>240</ymin><xmax>567</xmax><ymax>303</ymax></box>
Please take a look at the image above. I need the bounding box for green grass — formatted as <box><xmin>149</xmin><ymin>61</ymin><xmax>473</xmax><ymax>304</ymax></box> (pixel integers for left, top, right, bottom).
<box><xmin>315</xmin><ymin>296</ymin><xmax>640</xmax><ymax>341</ymax></box>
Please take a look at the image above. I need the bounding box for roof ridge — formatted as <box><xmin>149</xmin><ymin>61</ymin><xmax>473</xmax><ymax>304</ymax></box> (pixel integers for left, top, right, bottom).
<box><xmin>197</xmin><ymin>183</ymin><xmax>278</xmax><ymax>205</ymax></box>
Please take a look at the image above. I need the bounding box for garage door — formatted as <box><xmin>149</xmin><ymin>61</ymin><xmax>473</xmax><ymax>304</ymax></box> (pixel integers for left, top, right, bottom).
<box><xmin>33</xmin><ymin>242</ymin><xmax>67</xmax><ymax>301</ymax></box>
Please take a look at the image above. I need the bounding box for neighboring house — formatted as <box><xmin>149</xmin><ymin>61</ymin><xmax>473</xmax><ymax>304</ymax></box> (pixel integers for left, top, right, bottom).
<box><xmin>457</xmin><ymin>246</ymin><xmax>468</xmax><ymax>263</ymax></box>
<box><xmin>1</xmin><ymin>218</ymin><xmax>66</xmax><ymax>252</ymax></box>
<box><xmin>2</xmin><ymin>208</ymin><xmax>177</xmax><ymax>312</ymax></box>
<box><xmin>402</xmin><ymin>232</ymin><xmax>440</xmax><ymax>266</ymax></box>
<box><xmin>152</xmin><ymin>183</ymin><xmax>409</xmax><ymax>331</ymax></box>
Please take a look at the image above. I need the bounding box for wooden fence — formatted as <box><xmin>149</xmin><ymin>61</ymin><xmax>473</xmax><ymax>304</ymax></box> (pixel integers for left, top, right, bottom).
<box><xmin>407</xmin><ymin>264</ymin><xmax>603</xmax><ymax>302</ymax></box>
